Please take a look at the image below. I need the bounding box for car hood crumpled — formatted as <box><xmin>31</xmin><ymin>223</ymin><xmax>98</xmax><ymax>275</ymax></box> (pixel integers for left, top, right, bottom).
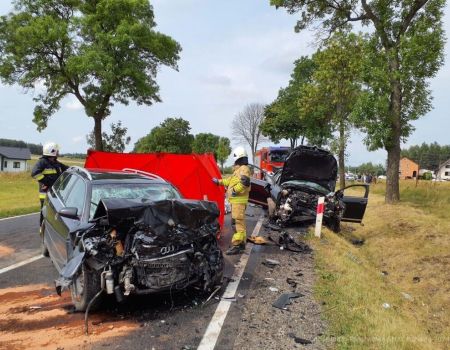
<box><xmin>279</xmin><ymin>146</ymin><xmax>338</xmax><ymax>193</ymax></box>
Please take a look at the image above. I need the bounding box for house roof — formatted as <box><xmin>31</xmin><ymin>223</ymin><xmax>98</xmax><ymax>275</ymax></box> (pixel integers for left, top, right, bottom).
<box><xmin>400</xmin><ymin>157</ymin><xmax>418</xmax><ymax>166</ymax></box>
<box><xmin>0</xmin><ymin>146</ymin><xmax>31</xmax><ymax>160</ymax></box>
<box><xmin>438</xmin><ymin>158</ymin><xmax>450</xmax><ymax>170</ymax></box>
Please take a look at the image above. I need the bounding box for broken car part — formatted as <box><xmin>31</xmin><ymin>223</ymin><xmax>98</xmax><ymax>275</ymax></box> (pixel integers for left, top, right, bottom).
<box><xmin>272</xmin><ymin>292</ymin><xmax>301</xmax><ymax>310</ymax></box>
<box><xmin>56</xmin><ymin>198</ymin><xmax>224</xmax><ymax>311</ymax></box>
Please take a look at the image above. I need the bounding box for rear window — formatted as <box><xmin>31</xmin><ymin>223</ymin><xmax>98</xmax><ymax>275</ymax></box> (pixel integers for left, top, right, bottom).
<box><xmin>89</xmin><ymin>183</ymin><xmax>181</xmax><ymax>218</ymax></box>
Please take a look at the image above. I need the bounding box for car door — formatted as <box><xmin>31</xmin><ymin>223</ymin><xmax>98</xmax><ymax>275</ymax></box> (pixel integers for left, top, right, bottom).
<box><xmin>47</xmin><ymin>174</ymin><xmax>85</xmax><ymax>271</ymax></box>
<box><xmin>340</xmin><ymin>184</ymin><xmax>370</xmax><ymax>223</ymax></box>
<box><xmin>248</xmin><ymin>178</ymin><xmax>271</xmax><ymax>208</ymax></box>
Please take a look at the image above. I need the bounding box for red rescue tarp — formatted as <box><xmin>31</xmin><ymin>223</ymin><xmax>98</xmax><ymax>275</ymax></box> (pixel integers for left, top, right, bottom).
<box><xmin>84</xmin><ymin>150</ymin><xmax>225</xmax><ymax>228</ymax></box>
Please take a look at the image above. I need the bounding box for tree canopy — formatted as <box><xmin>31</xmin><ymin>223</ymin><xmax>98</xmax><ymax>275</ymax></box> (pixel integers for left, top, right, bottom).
<box><xmin>261</xmin><ymin>56</ymin><xmax>316</xmax><ymax>149</ymax></box>
<box><xmin>134</xmin><ymin>117</ymin><xmax>194</xmax><ymax>154</ymax></box>
<box><xmin>87</xmin><ymin>120</ymin><xmax>131</xmax><ymax>152</ymax></box>
<box><xmin>401</xmin><ymin>142</ymin><xmax>450</xmax><ymax>170</ymax></box>
<box><xmin>271</xmin><ymin>0</ymin><xmax>446</xmax><ymax>203</ymax></box>
<box><xmin>0</xmin><ymin>0</ymin><xmax>181</xmax><ymax>150</ymax></box>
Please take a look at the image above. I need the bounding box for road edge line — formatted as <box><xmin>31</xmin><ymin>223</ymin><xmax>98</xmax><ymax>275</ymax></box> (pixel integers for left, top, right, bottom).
<box><xmin>0</xmin><ymin>255</ymin><xmax>43</xmax><ymax>275</ymax></box>
<box><xmin>0</xmin><ymin>212</ymin><xmax>39</xmax><ymax>222</ymax></box>
<box><xmin>197</xmin><ymin>217</ymin><xmax>264</xmax><ymax>350</ymax></box>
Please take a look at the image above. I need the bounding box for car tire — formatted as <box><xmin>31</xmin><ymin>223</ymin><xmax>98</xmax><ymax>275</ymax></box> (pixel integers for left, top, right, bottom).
<box><xmin>40</xmin><ymin>224</ymin><xmax>49</xmax><ymax>257</ymax></box>
<box><xmin>70</xmin><ymin>264</ymin><xmax>102</xmax><ymax>312</ymax></box>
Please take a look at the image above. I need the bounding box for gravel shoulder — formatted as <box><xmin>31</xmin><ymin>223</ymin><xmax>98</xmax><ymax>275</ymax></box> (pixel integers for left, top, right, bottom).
<box><xmin>233</xmin><ymin>226</ymin><xmax>328</xmax><ymax>350</ymax></box>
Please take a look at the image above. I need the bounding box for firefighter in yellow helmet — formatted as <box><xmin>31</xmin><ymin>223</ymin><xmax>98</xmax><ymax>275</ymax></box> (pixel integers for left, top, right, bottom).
<box><xmin>213</xmin><ymin>146</ymin><xmax>251</xmax><ymax>255</ymax></box>
<box><xmin>31</xmin><ymin>142</ymin><xmax>68</xmax><ymax>227</ymax></box>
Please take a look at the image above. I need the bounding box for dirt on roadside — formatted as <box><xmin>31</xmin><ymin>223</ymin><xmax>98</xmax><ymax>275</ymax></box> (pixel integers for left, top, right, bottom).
<box><xmin>0</xmin><ymin>284</ymin><xmax>137</xmax><ymax>350</ymax></box>
<box><xmin>233</xmin><ymin>227</ymin><xmax>328</xmax><ymax>350</ymax></box>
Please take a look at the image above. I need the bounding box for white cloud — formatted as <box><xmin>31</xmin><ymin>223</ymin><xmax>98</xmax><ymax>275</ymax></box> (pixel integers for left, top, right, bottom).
<box><xmin>72</xmin><ymin>135</ymin><xmax>84</xmax><ymax>144</ymax></box>
<box><xmin>65</xmin><ymin>99</ymin><xmax>83</xmax><ymax>111</ymax></box>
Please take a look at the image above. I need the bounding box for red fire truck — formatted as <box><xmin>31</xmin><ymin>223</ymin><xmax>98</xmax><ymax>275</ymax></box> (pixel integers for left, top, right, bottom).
<box><xmin>253</xmin><ymin>146</ymin><xmax>290</xmax><ymax>179</ymax></box>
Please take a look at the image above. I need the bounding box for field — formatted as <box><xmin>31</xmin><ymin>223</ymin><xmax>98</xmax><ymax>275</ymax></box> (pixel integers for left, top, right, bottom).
<box><xmin>0</xmin><ymin>156</ymin><xmax>85</xmax><ymax>218</ymax></box>
<box><xmin>313</xmin><ymin>180</ymin><xmax>450</xmax><ymax>349</ymax></box>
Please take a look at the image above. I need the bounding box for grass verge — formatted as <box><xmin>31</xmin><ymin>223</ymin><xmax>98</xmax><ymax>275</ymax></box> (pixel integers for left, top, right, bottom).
<box><xmin>312</xmin><ymin>180</ymin><xmax>450</xmax><ymax>349</ymax></box>
<box><xmin>0</xmin><ymin>172</ymin><xmax>39</xmax><ymax>218</ymax></box>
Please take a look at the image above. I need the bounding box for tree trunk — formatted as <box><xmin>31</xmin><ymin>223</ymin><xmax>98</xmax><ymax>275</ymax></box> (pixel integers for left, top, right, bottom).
<box><xmin>385</xmin><ymin>55</ymin><xmax>402</xmax><ymax>203</ymax></box>
<box><xmin>94</xmin><ymin>116</ymin><xmax>103</xmax><ymax>151</ymax></box>
<box><xmin>301</xmin><ymin>136</ymin><xmax>305</xmax><ymax>145</ymax></box>
<box><xmin>338</xmin><ymin>121</ymin><xmax>346</xmax><ymax>190</ymax></box>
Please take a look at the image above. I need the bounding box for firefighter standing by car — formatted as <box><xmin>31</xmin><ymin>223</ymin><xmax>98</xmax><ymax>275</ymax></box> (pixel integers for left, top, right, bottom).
<box><xmin>31</xmin><ymin>142</ymin><xmax>68</xmax><ymax>227</ymax></box>
<box><xmin>213</xmin><ymin>146</ymin><xmax>251</xmax><ymax>255</ymax></box>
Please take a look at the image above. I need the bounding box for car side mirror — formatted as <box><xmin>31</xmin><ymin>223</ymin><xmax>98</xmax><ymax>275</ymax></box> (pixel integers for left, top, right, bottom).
<box><xmin>58</xmin><ymin>207</ymin><xmax>79</xmax><ymax>220</ymax></box>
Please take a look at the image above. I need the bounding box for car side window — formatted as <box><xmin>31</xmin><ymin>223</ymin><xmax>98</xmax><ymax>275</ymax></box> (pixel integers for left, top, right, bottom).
<box><xmin>56</xmin><ymin>174</ymin><xmax>78</xmax><ymax>203</ymax></box>
<box><xmin>52</xmin><ymin>172</ymin><xmax>67</xmax><ymax>192</ymax></box>
<box><xmin>64</xmin><ymin>177</ymin><xmax>86</xmax><ymax>215</ymax></box>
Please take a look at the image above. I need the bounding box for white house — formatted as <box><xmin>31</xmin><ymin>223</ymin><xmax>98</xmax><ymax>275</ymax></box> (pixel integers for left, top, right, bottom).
<box><xmin>436</xmin><ymin>159</ymin><xmax>450</xmax><ymax>181</ymax></box>
<box><xmin>0</xmin><ymin>146</ymin><xmax>31</xmax><ymax>173</ymax></box>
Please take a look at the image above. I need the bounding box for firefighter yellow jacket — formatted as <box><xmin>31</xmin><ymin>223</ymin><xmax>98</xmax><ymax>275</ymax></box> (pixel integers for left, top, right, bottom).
<box><xmin>219</xmin><ymin>165</ymin><xmax>251</xmax><ymax>204</ymax></box>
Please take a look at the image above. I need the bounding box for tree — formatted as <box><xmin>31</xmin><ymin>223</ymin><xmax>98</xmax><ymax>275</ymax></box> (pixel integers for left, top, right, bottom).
<box><xmin>261</xmin><ymin>57</ymin><xmax>316</xmax><ymax>149</ymax></box>
<box><xmin>271</xmin><ymin>0</ymin><xmax>445</xmax><ymax>203</ymax></box>
<box><xmin>401</xmin><ymin>142</ymin><xmax>450</xmax><ymax>170</ymax></box>
<box><xmin>192</xmin><ymin>133</ymin><xmax>220</xmax><ymax>156</ymax></box>
<box><xmin>216</xmin><ymin>137</ymin><xmax>232</xmax><ymax>171</ymax></box>
<box><xmin>302</xmin><ymin>32</ymin><xmax>365</xmax><ymax>189</ymax></box>
<box><xmin>87</xmin><ymin>120</ymin><xmax>130</xmax><ymax>152</ymax></box>
<box><xmin>134</xmin><ymin>117</ymin><xmax>193</xmax><ymax>153</ymax></box>
<box><xmin>231</xmin><ymin>103</ymin><xmax>267</xmax><ymax>162</ymax></box>
<box><xmin>0</xmin><ymin>0</ymin><xmax>181</xmax><ymax>151</ymax></box>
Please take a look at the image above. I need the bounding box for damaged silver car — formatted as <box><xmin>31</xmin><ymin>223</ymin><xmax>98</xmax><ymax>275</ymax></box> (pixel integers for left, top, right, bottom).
<box><xmin>249</xmin><ymin>146</ymin><xmax>369</xmax><ymax>232</ymax></box>
<box><xmin>41</xmin><ymin>167</ymin><xmax>223</xmax><ymax>311</ymax></box>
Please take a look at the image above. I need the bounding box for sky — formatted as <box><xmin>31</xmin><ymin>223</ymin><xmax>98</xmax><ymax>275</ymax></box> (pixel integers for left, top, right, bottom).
<box><xmin>0</xmin><ymin>0</ymin><xmax>449</xmax><ymax>166</ymax></box>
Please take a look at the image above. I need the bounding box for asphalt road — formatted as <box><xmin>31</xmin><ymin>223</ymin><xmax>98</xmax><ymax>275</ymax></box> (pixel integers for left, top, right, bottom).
<box><xmin>0</xmin><ymin>209</ymin><xmax>264</xmax><ymax>350</ymax></box>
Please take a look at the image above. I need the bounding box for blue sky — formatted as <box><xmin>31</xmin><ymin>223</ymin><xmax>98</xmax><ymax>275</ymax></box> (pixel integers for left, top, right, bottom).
<box><xmin>0</xmin><ymin>0</ymin><xmax>449</xmax><ymax>166</ymax></box>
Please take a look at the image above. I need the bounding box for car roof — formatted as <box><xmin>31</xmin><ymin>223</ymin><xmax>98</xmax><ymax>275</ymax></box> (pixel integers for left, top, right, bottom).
<box><xmin>68</xmin><ymin>167</ymin><xmax>168</xmax><ymax>184</ymax></box>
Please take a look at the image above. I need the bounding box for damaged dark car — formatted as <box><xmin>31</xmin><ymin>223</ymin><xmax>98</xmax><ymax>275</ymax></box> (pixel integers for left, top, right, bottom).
<box><xmin>41</xmin><ymin>167</ymin><xmax>223</xmax><ymax>311</ymax></box>
<box><xmin>249</xmin><ymin>145</ymin><xmax>369</xmax><ymax>232</ymax></box>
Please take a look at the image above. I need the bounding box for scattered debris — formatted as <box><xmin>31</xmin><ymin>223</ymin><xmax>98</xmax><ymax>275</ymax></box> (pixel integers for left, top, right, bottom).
<box><xmin>264</xmin><ymin>278</ymin><xmax>275</xmax><ymax>281</ymax></box>
<box><xmin>381</xmin><ymin>270</ymin><xmax>389</xmax><ymax>276</ymax></box>
<box><xmin>272</xmin><ymin>293</ymin><xmax>300</xmax><ymax>310</ymax></box>
<box><xmin>262</xmin><ymin>259</ymin><xmax>280</xmax><ymax>268</ymax></box>
<box><xmin>29</xmin><ymin>306</ymin><xmax>42</xmax><ymax>310</ymax></box>
<box><xmin>269</xmin><ymin>287</ymin><xmax>279</xmax><ymax>292</ymax></box>
<box><xmin>202</xmin><ymin>285</ymin><xmax>222</xmax><ymax>307</ymax></box>
<box><xmin>401</xmin><ymin>292</ymin><xmax>413</xmax><ymax>301</ymax></box>
<box><xmin>346</xmin><ymin>251</ymin><xmax>361</xmax><ymax>264</ymax></box>
<box><xmin>288</xmin><ymin>333</ymin><xmax>312</xmax><ymax>345</ymax></box>
<box><xmin>382</xmin><ymin>303</ymin><xmax>391</xmax><ymax>309</ymax></box>
<box><xmin>247</xmin><ymin>236</ymin><xmax>268</xmax><ymax>245</ymax></box>
<box><xmin>413</xmin><ymin>276</ymin><xmax>421</xmax><ymax>283</ymax></box>
<box><xmin>286</xmin><ymin>278</ymin><xmax>298</xmax><ymax>289</ymax></box>
<box><xmin>350</xmin><ymin>238</ymin><xmax>365</xmax><ymax>246</ymax></box>
<box><xmin>237</xmin><ymin>293</ymin><xmax>245</xmax><ymax>298</ymax></box>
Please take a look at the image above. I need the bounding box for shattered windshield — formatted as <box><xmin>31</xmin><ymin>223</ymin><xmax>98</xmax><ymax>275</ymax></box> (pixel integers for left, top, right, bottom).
<box><xmin>270</xmin><ymin>151</ymin><xmax>289</xmax><ymax>163</ymax></box>
<box><xmin>90</xmin><ymin>183</ymin><xmax>181</xmax><ymax>218</ymax></box>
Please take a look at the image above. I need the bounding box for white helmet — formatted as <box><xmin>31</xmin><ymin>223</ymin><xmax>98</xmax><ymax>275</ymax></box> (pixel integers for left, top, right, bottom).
<box><xmin>43</xmin><ymin>142</ymin><xmax>60</xmax><ymax>157</ymax></box>
<box><xmin>232</xmin><ymin>146</ymin><xmax>248</xmax><ymax>162</ymax></box>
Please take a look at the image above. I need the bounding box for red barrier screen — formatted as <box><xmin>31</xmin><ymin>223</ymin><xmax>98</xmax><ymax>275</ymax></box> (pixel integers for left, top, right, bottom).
<box><xmin>84</xmin><ymin>150</ymin><xmax>225</xmax><ymax>228</ymax></box>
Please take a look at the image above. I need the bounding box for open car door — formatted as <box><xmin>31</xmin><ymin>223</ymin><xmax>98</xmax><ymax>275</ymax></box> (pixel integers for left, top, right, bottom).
<box><xmin>340</xmin><ymin>184</ymin><xmax>369</xmax><ymax>223</ymax></box>
<box><xmin>248</xmin><ymin>178</ymin><xmax>270</xmax><ymax>208</ymax></box>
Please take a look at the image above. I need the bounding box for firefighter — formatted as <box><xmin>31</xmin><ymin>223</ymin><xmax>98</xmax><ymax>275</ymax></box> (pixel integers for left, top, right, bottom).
<box><xmin>213</xmin><ymin>146</ymin><xmax>251</xmax><ymax>255</ymax></box>
<box><xmin>31</xmin><ymin>142</ymin><xmax>68</xmax><ymax>227</ymax></box>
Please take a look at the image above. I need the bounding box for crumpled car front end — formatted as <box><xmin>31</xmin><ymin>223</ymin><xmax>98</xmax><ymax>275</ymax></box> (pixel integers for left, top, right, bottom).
<box><xmin>270</xmin><ymin>146</ymin><xmax>344</xmax><ymax>232</ymax></box>
<box><xmin>56</xmin><ymin>198</ymin><xmax>223</xmax><ymax>309</ymax></box>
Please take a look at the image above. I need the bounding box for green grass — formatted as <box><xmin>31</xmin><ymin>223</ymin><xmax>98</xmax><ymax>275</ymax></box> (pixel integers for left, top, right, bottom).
<box><xmin>0</xmin><ymin>171</ymin><xmax>40</xmax><ymax>218</ymax></box>
<box><xmin>313</xmin><ymin>181</ymin><xmax>450</xmax><ymax>349</ymax></box>
<box><xmin>0</xmin><ymin>156</ymin><xmax>85</xmax><ymax>219</ymax></box>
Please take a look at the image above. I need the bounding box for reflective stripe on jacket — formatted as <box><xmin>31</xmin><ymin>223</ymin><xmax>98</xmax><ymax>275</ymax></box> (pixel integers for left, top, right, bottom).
<box><xmin>219</xmin><ymin>165</ymin><xmax>251</xmax><ymax>204</ymax></box>
<box><xmin>31</xmin><ymin>156</ymin><xmax>68</xmax><ymax>198</ymax></box>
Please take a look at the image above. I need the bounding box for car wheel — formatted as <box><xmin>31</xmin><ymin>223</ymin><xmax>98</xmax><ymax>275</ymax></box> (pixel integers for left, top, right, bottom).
<box><xmin>70</xmin><ymin>264</ymin><xmax>102</xmax><ymax>312</ymax></box>
<box><xmin>40</xmin><ymin>223</ymin><xmax>49</xmax><ymax>257</ymax></box>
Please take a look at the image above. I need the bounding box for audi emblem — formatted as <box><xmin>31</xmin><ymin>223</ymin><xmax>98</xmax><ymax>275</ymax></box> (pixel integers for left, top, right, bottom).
<box><xmin>160</xmin><ymin>245</ymin><xmax>175</xmax><ymax>255</ymax></box>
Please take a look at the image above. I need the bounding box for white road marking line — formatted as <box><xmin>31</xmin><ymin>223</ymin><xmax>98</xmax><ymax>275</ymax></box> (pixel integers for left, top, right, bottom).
<box><xmin>197</xmin><ymin>217</ymin><xmax>264</xmax><ymax>350</ymax></box>
<box><xmin>0</xmin><ymin>255</ymin><xmax>43</xmax><ymax>275</ymax></box>
<box><xmin>0</xmin><ymin>212</ymin><xmax>39</xmax><ymax>222</ymax></box>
